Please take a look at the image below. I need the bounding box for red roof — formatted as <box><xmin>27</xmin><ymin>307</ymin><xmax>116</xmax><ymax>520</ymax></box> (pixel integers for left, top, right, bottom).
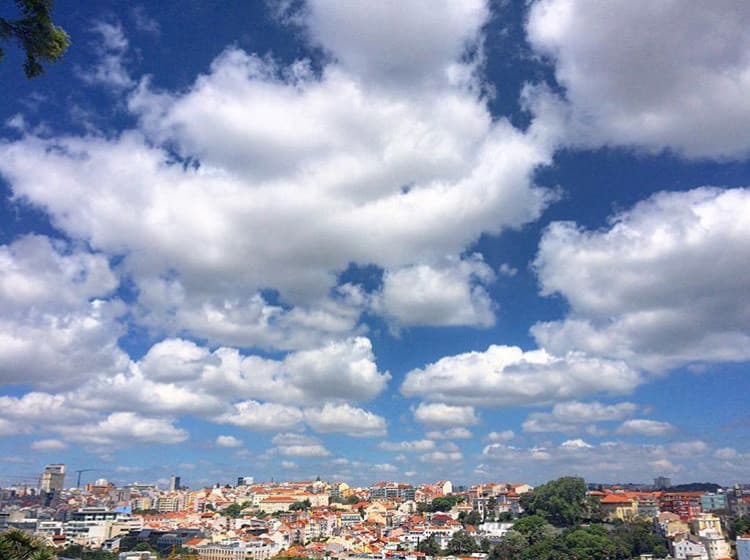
<box><xmin>601</xmin><ymin>494</ymin><xmax>634</xmax><ymax>504</ymax></box>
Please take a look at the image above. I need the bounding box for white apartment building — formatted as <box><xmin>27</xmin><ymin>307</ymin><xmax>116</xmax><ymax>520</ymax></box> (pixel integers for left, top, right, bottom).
<box><xmin>119</xmin><ymin>553</ymin><xmax>154</xmax><ymax>560</ymax></box>
<box><xmin>672</xmin><ymin>535</ymin><xmax>708</xmax><ymax>560</ymax></box>
<box><xmin>196</xmin><ymin>539</ymin><xmax>280</xmax><ymax>560</ymax></box>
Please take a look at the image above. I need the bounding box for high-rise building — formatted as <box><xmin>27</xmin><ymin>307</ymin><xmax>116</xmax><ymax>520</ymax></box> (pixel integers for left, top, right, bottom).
<box><xmin>40</xmin><ymin>464</ymin><xmax>66</xmax><ymax>493</ymax></box>
<box><xmin>654</xmin><ymin>476</ymin><xmax>672</xmax><ymax>489</ymax></box>
<box><xmin>169</xmin><ymin>475</ymin><xmax>181</xmax><ymax>491</ymax></box>
<box><xmin>237</xmin><ymin>476</ymin><xmax>254</xmax><ymax>487</ymax></box>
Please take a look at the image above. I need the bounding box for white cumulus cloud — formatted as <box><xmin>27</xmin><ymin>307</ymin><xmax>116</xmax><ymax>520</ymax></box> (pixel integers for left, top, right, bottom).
<box><xmin>527</xmin><ymin>0</ymin><xmax>750</xmax><ymax>159</ymax></box>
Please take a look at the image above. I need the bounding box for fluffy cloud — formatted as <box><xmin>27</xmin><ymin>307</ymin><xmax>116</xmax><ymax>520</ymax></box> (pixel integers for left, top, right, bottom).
<box><xmin>420</xmin><ymin>450</ymin><xmax>463</xmax><ymax>463</ymax></box>
<box><xmin>271</xmin><ymin>433</ymin><xmax>331</xmax><ymax>457</ymax></box>
<box><xmin>79</xmin><ymin>20</ymin><xmax>133</xmax><ymax>89</ymax></box>
<box><xmin>0</xmin><ymin>1</ymin><xmax>555</xmax><ymax>351</ymax></box>
<box><xmin>480</xmin><ymin>438</ymin><xmax>721</xmax><ymax>482</ymax></box>
<box><xmin>139</xmin><ymin>339</ymin><xmax>214</xmax><ymax>382</ymax></box>
<box><xmin>0</xmin><ymin>235</ymin><xmax>127</xmax><ymax>388</ymax></box>
<box><xmin>214</xmin><ymin>401</ymin><xmax>304</xmax><ymax>432</ymax></box>
<box><xmin>304</xmin><ymin>403</ymin><xmax>386</xmax><ymax>437</ymax></box>
<box><xmin>372</xmin><ymin>463</ymin><xmax>398</xmax><ymax>473</ymax></box>
<box><xmin>56</xmin><ymin>412</ymin><xmax>188</xmax><ymax>448</ymax></box>
<box><xmin>30</xmin><ymin>439</ymin><xmax>67</xmax><ymax>451</ymax></box>
<box><xmin>486</xmin><ymin>430</ymin><xmax>515</xmax><ymax>442</ymax></box>
<box><xmin>80</xmin><ymin>336</ymin><xmax>388</xmax><ymax>415</ymax></box>
<box><xmin>413</xmin><ymin>403</ymin><xmax>478</xmax><ymax>427</ymax></box>
<box><xmin>533</xmin><ymin>187</ymin><xmax>750</xmax><ymax>372</ymax></box>
<box><xmin>0</xmin><ymin>418</ymin><xmax>19</xmax><ymax>437</ymax></box>
<box><xmin>379</xmin><ymin>439</ymin><xmax>436</xmax><ymax>452</ymax></box>
<box><xmin>305</xmin><ymin>0</ymin><xmax>489</xmax><ymax>87</ymax></box>
<box><xmin>527</xmin><ymin>0</ymin><xmax>750</xmax><ymax>159</ymax></box>
<box><xmin>617</xmin><ymin>419</ymin><xmax>675</xmax><ymax>437</ymax></box>
<box><xmin>402</xmin><ymin>346</ymin><xmax>640</xmax><ymax>406</ymax></box>
<box><xmin>0</xmin><ymin>393</ymin><xmax>93</xmax><ymax>425</ymax></box>
<box><xmin>0</xmin><ymin>334</ymin><xmax>391</xmax><ymax>438</ymax></box>
<box><xmin>216</xmin><ymin>435</ymin><xmax>243</xmax><ymax>448</ymax></box>
<box><xmin>560</xmin><ymin>438</ymin><xmax>593</xmax><ymax>449</ymax></box>
<box><xmin>282</xmin><ymin>338</ymin><xmax>390</xmax><ymax>402</ymax></box>
<box><xmin>523</xmin><ymin>401</ymin><xmax>637</xmax><ymax>434</ymax></box>
<box><xmin>668</xmin><ymin>440</ymin><xmax>708</xmax><ymax>457</ymax></box>
<box><xmin>373</xmin><ymin>255</ymin><xmax>495</xmax><ymax>328</ymax></box>
<box><xmin>426</xmin><ymin>428</ymin><xmax>473</xmax><ymax>440</ymax></box>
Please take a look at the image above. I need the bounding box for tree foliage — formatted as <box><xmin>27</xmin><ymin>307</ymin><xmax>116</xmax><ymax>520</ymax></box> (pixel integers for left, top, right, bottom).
<box><xmin>0</xmin><ymin>529</ymin><xmax>55</xmax><ymax>560</ymax></box>
<box><xmin>0</xmin><ymin>0</ymin><xmax>70</xmax><ymax>77</ymax></box>
<box><xmin>489</xmin><ymin>518</ymin><xmax>668</xmax><ymax>560</ymax></box>
<box><xmin>223</xmin><ymin>503</ymin><xmax>245</xmax><ymax>518</ymax></box>
<box><xmin>289</xmin><ymin>499</ymin><xmax>312</xmax><ymax>511</ymax></box>
<box><xmin>519</xmin><ymin>476</ymin><xmax>588</xmax><ymax>527</ymax></box>
<box><xmin>611</xmin><ymin>520</ymin><xmax>669</xmax><ymax>558</ymax></box>
<box><xmin>446</xmin><ymin>529</ymin><xmax>479</xmax><ymax>555</ymax></box>
<box><xmin>419</xmin><ymin>495</ymin><xmax>463</xmax><ymax>513</ymax></box>
<box><xmin>132</xmin><ymin>542</ymin><xmax>157</xmax><ymax>553</ymax></box>
<box><xmin>733</xmin><ymin>515</ymin><xmax>750</xmax><ymax>539</ymax></box>
<box><xmin>458</xmin><ymin>510</ymin><xmax>482</xmax><ymax>527</ymax></box>
<box><xmin>416</xmin><ymin>534</ymin><xmax>440</xmax><ymax>556</ymax></box>
<box><xmin>489</xmin><ymin>530</ymin><xmax>526</xmax><ymax>560</ymax></box>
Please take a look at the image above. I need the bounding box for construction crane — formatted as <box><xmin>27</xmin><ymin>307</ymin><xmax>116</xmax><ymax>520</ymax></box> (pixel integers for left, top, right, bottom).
<box><xmin>75</xmin><ymin>469</ymin><xmax>96</xmax><ymax>489</ymax></box>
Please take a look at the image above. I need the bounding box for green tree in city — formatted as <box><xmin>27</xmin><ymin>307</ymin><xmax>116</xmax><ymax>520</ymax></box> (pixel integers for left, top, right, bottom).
<box><xmin>732</xmin><ymin>515</ymin><xmax>750</xmax><ymax>539</ymax></box>
<box><xmin>519</xmin><ymin>476</ymin><xmax>588</xmax><ymax>527</ymax></box>
<box><xmin>611</xmin><ymin>519</ymin><xmax>669</xmax><ymax>557</ymax></box>
<box><xmin>479</xmin><ymin>537</ymin><xmax>491</xmax><ymax>552</ymax></box>
<box><xmin>0</xmin><ymin>0</ymin><xmax>70</xmax><ymax>77</ymax></box>
<box><xmin>0</xmin><ymin>528</ymin><xmax>55</xmax><ymax>560</ymax></box>
<box><xmin>489</xmin><ymin>530</ymin><xmax>526</xmax><ymax>560</ymax></box>
<box><xmin>133</xmin><ymin>542</ymin><xmax>157</xmax><ymax>553</ymax></box>
<box><xmin>462</xmin><ymin>510</ymin><xmax>482</xmax><ymax>527</ymax></box>
<box><xmin>223</xmin><ymin>503</ymin><xmax>245</xmax><ymax>518</ymax></box>
<box><xmin>486</xmin><ymin>496</ymin><xmax>497</xmax><ymax>521</ymax></box>
<box><xmin>289</xmin><ymin>499</ymin><xmax>312</xmax><ymax>511</ymax></box>
<box><xmin>511</xmin><ymin>514</ymin><xmax>555</xmax><ymax>545</ymax></box>
<box><xmin>446</xmin><ymin>529</ymin><xmax>479</xmax><ymax>555</ymax></box>
<box><xmin>416</xmin><ymin>534</ymin><xmax>440</xmax><ymax>556</ymax></box>
<box><xmin>420</xmin><ymin>495</ymin><xmax>463</xmax><ymax>513</ymax></box>
<box><xmin>564</xmin><ymin>524</ymin><xmax>629</xmax><ymax>560</ymax></box>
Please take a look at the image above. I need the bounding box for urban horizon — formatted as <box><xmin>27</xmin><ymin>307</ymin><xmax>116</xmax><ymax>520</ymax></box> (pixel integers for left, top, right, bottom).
<box><xmin>2</xmin><ymin>2</ymin><xmax>750</xmax><ymax>559</ymax></box>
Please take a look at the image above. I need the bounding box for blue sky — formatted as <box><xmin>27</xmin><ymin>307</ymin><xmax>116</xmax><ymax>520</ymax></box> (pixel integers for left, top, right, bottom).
<box><xmin>1</xmin><ymin>1</ymin><xmax>749</xmax><ymax>489</ymax></box>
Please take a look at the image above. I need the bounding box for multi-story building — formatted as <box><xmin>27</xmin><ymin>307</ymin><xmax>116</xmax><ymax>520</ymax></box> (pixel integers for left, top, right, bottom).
<box><xmin>156</xmin><ymin>495</ymin><xmax>185</xmax><ymax>513</ymax></box>
<box><xmin>369</xmin><ymin>482</ymin><xmax>415</xmax><ymax>501</ymax></box>
<box><xmin>40</xmin><ymin>464</ymin><xmax>65</xmax><ymax>493</ymax></box>
<box><xmin>169</xmin><ymin>476</ymin><xmax>181</xmax><ymax>492</ymax></box>
<box><xmin>697</xmin><ymin>531</ymin><xmax>730</xmax><ymax>560</ymax></box>
<box><xmin>196</xmin><ymin>539</ymin><xmax>280</xmax><ymax>560</ymax></box>
<box><xmin>671</xmin><ymin>534</ymin><xmax>708</xmax><ymax>560</ymax></box>
<box><xmin>700</xmin><ymin>493</ymin><xmax>727</xmax><ymax>512</ymax></box>
<box><xmin>258</xmin><ymin>496</ymin><xmax>297</xmax><ymax>514</ymax></box>
<box><xmin>119</xmin><ymin>553</ymin><xmax>154</xmax><ymax>560</ymax></box>
<box><xmin>636</xmin><ymin>495</ymin><xmax>660</xmax><ymax>518</ymax></box>
<box><xmin>600</xmin><ymin>494</ymin><xmax>638</xmax><ymax>521</ymax></box>
<box><xmin>660</xmin><ymin>492</ymin><xmax>703</xmax><ymax>521</ymax></box>
<box><xmin>690</xmin><ymin>513</ymin><xmax>730</xmax><ymax>560</ymax></box>
<box><xmin>71</xmin><ymin>507</ymin><xmax>119</xmax><ymax>522</ymax></box>
<box><xmin>654</xmin><ymin>477</ymin><xmax>672</xmax><ymax>490</ymax></box>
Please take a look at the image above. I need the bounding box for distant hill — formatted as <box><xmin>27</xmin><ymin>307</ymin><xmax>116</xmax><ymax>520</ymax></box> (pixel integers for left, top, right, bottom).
<box><xmin>666</xmin><ymin>482</ymin><xmax>721</xmax><ymax>492</ymax></box>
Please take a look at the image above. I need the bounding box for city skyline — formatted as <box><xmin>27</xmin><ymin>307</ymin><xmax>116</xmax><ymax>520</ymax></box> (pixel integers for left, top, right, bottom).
<box><xmin>1</xmin><ymin>1</ymin><xmax>750</xmax><ymax>488</ymax></box>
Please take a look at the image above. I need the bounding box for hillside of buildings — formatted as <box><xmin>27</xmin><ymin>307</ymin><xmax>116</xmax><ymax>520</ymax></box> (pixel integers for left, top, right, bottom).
<box><xmin>3</xmin><ymin>467</ymin><xmax>750</xmax><ymax>560</ymax></box>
